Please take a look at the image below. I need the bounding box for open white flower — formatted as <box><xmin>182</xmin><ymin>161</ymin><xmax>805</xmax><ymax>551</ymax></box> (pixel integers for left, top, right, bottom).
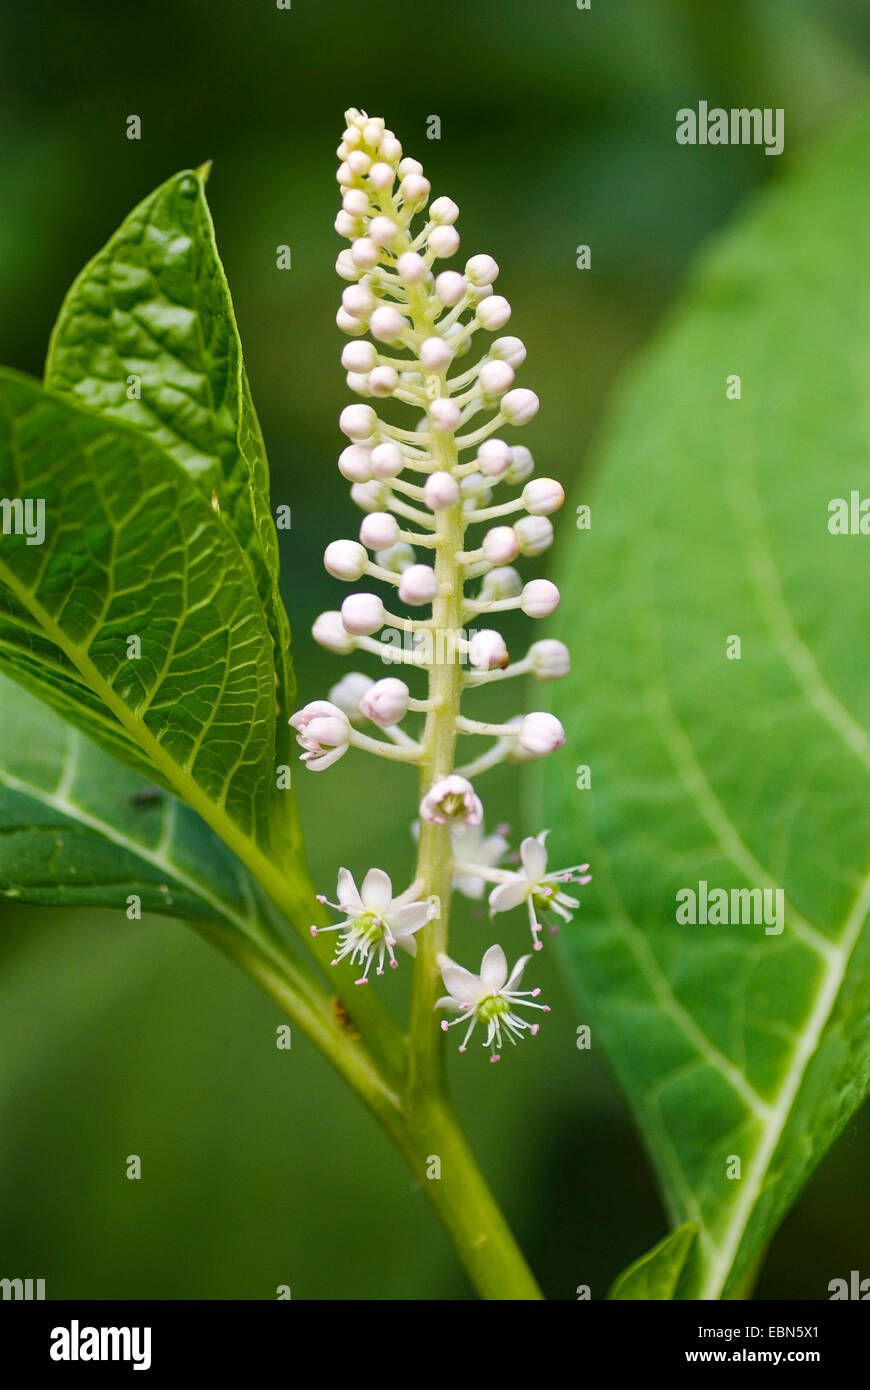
<box><xmin>313</xmin><ymin>867</ymin><xmax>434</xmax><ymax>983</ymax></box>
<box><xmin>488</xmin><ymin>831</ymin><xmax>591</xmax><ymax>949</ymax></box>
<box><xmin>419</xmin><ymin>774</ymin><xmax>483</xmax><ymax>834</ymax></box>
<box><xmin>436</xmin><ymin>944</ymin><xmax>548</xmax><ymax>1061</ymax></box>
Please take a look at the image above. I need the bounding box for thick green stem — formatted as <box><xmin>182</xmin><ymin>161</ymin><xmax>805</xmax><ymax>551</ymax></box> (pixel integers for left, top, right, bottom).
<box><xmin>389</xmin><ymin>1095</ymin><xmax>544</xmax><ymax>1299</ymax></box>
<box><xmin>201</xmin><ymin>918</ymin><xmax>543</xmax><ymax>1300</ymax></box>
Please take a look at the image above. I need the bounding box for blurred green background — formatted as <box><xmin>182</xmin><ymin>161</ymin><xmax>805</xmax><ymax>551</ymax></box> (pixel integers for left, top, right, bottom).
<box><xmin>1</xmin><ymin>0</ymin><xmax>869</xmax><ymax>1299</ymax></box>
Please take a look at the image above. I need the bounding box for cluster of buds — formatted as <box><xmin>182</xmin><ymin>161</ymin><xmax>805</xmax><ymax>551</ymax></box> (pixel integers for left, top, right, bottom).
<box><xmin>290</xmin><ymin>110</ymin><xmax>589</xmax><ymax>1061</ymax></box>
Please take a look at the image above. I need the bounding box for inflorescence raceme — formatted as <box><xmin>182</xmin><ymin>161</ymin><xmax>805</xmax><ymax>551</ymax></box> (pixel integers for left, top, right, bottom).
<box><xmin>289</xmin><ymin>109</ymin><xmax>590</xmax><ymax>1060</ymax></box>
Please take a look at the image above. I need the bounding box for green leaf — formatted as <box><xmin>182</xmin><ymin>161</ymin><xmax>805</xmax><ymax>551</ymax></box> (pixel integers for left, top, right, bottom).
<box><xmin>608</xmin><ymin>1223</ymin><xmax>698</xmax><ymax>1300</ymax></box>
<box><xmin>544</xmin><ymin>112</ymin><xmax>870</xmax><ymax>1299</ymax></box>
<box><xmin>0</xmin><ymin>368</ymin><xmax>277</xmax><ymax>853</ymax></box>
<box><xmin>43</xmin><ymin>166</ymin><xmax>295</xmax><ymax>763</ymax></box>
<box><xmin>0</xmin><ymin>672</ymin><xmax>279</xmax><ymax>948</ymax></box>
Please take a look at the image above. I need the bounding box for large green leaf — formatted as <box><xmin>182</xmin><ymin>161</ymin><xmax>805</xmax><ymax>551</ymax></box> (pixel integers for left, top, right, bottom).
<box><xmin>0</xmin><ymin>369</ymin><xmax>276</xmax><ymax>852</ymax></box>
<box><xmin>544</xmin><ymin>113</ymin><xmax>870</xmax><ymax>1298</ymax></box>
<box><xmin>43</xmin><ymin>167</ymin><xmax>294</xmax><ymax>766</ymax></box>
<box><xmin>0</xmin><ymin>672</ymin><xmax>279</xmax><ymax>948</ymax></box>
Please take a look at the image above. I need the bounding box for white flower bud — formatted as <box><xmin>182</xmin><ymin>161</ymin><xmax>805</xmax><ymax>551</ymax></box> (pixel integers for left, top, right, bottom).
<box><xmin>397</xmin><ymin>251</ymin><xmax>429</xmax><ymax>284</ymax></box>
<box><xmin>336</xmin><ymin>162</ymin><xmax>353</xmax><ymax>186</ymax></box>
<box><xmin>328</xmin><ymin>671</ymin><xmax>374</xmax><ymax>723</ymax></box>
<box><xmin>430</xmin><ymin>195</ymin><xmax>459</xmax><ymax>224</ymax></box>
<box><xmin>428</xmin><ymin>397</ymin><xmax>461</xmax><ymax>432</ymax></box>
<box><xmin>398</xmin><ymin>157</ymin><xmax>423</xmax><ymax>176</ymax></box>
<box><xmin>339</xmin><ymin>403</ymin><xmax>377</xmax><ymax>441</ymax></box>
<box><xmin>379</xmin><ymin>134</ymin><xmax>402</xmax><ymax>163</ymax></box>
<box><xmin>346</xmin><ymin>150</ymin><xmax>372</xmax><ymax>176</ymax></box>
<box><xmin>351</xmin><ymin>480</ymin><xmax>391</xmax><ymax>512</ymax></box>
<box><xmin>324</xmin><ymin>539</ymin><xmax>368</xmax><ymax>581</ymax></box>
<box><xmin>479</xmin><ymin>566</ymin><xmax>522</xmax><ymax>601</ymax></box>
<box><xmin>336</xmin><ymin>308</ymin><xmax>367</xmax><ymax>336</ymax></box>
<box><xmin>423</xmin><ymin>471</ymin><xmax>460</xmax><ymax>509</ymax></box>
<box><xmin>335</xmin><ymin>210</ymin><xmax>361</xmax><ymax>238</ymax></box>
<box><xmin>520</xmin><ymin>578</ymin><xmax>560</xmax><ymax>617</ymax></box>
<box><xmin>464</xmin><ymin>483</ymin><xmax>492</xmax><ymax>510</ymax></box>
<box><xmin>351</xmin><ymin>237</ymin><xmax>380</xmax><ymax>269</ymax></box>
<box><xmin>362</xmin><ymin>122</ymin><xmax>382</xmax><ymax>148</ymax></box>
<box><xmin>376</xmin><ymin>541</ymin><xmax>416</xmax><ymax>573</ymax></box>
<box><xmin>491</xmin><ymin>336</ymin><xmax>526</xmax><ymax>368</ymax></box>
<box><xmin>476</xmin><ymin>438</ymin><xmax>513</xmax><ymax>477</ymax></box>
<box><xmin>370</xmin><ymin>441</ymin><xmax>404</xmax><ymax>478</ymax></box>
<box><xmin>434</xmin><ymin>271</ymin><xmax>466</xmax><ymax>307</ymax></box>
<box><xmin>346</xmin><ymin>371</ymin><xmax>371</xmax><ymax>395</ymax></box>
<box><xmin>428</xmin><ymin>225</ymin><xmax>460</xmax><ymax>259</ymax></box>
<box><xmin>368</xmin><ymin>161</ymin><xmax>395</xmax><ymax>190</ymax></box>
<box><xmin>360</xmin><ymin>511</ymin><xmax>400</xmax><ymax>550</ymax></box>
<box><xmin>420</xmin><ymin>336</ymin><xmax>453</xmax><ymax>370</ymax></box>
<box><xmin>342</xmin><ymin>188</ymin><xmax>370</xmax><ymax>217</ymax></box>
<box><xmin>341</xmin><ymin>592</ymin><xmax>385</xmax><ymax>636</ymax></box>
<box><xmin>502</xmin><ymin>388</ymin><xmax>539</xmax><ymax>425</ymax></box>
<box><xmin>369</xmin><ymin>215</ymin><xmax>399</xmax><ymax>247</ymax></box>
<box><xmin>478</xmin><ymin>360</ymin><xmax>515</xmax><ymax>397</ymax></box>
<box><xmin>341</xmin><ymin>341</ymin><xmax>378</xmax><ymax>373</ymax></box>
<box><xmin>482</xmin><ymin>526</ymin><xmax>520</xmax><ymax>564</ymax></box>
<box><xmin>468</xmin><ymin>629</ymin><xmax>509</xmax><ymax>671</ymax></box>
<box><xmin>528</xmin><ymin>639</ymin><xmax>571</xmax><ymax>680</ymax></box>
<box><xmin>400</xmin><ymin>173</ymin><xmax>430</xmax><ymax>203</ymax></box>
<box><xmin>360</xmin><ymin>677</ymin><xmax>410</xmax><ymax>727</ymax></box>
<box><xmin>460</xmin><ymin>471</ymin><xmax>491</xmax><ymax>502</ymax></box>
<box><xmin>522</xmin><ymin>478</ymin><xmax>564</xmax><ymax>515</ymax></box>
<box><xmin>336</xmin><ymin>249</ymin><xmax>362</xmax><ymax>281</ymax></box>
<box><xmin>465</xmin><ymin>254</ymin><xmax>499</xmax><ymax>285</ymax></box>
<box><xmin>313</xmin><ymin>610</ymin><xmax>356</xmax><ymax>654</ymax></box>
<box><xmin>369</xmin><ymin>365</ymin><xmax>399</xmax><ymax>397</ymax></box>
<box><xmin>398</xmin><ymin>563</ymin><xmax>439</xmax><ymax>605</ymax></box>
<box><xmin>515</xmin><ymin>516</ymin><xmax>553</xmax><ymax>557</ymax></box>
<box><xmin>338</xmin><ymin>444</ymin><xmax>373</xmax><ymax>482</ymax></box>
<box><xmin>518</xmin><ymin>712</ymin><xmax>566</xmax><ymax>757</ymax></box>
<box><xmin>505</xmin><ymin>445</ymin><xmax>534</xmax><ymax>484</ymax></box>
<box><xmin>341</xmin><ymin>284</ymin><xmax>374</xmax><ymax>319</ymax></box>
<box><xmin>370</xmin><ymin>306</ymin><xmax>407</xmax><ymax>343</ymax></box>
<box><xmin>477</xmin><ymin>295</ymin><xmax>512</xmax><ymax>330</ymax></box>
<box><xmin>342</xmin><ymin>126</ymin><xmax>360</xmax><ymax>147</ymax></box>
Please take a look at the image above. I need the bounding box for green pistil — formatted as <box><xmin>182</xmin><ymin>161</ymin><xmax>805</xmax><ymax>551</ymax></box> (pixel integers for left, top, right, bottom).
<box><xmin>352</xmin><ymin>911</ymin><xmax>384</xmax><ymax>945</ymax></box>
<box><xmin>478</xmin><ymin>992</ymin><xmax>509</xmax><ymax>1023</ymax></box>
